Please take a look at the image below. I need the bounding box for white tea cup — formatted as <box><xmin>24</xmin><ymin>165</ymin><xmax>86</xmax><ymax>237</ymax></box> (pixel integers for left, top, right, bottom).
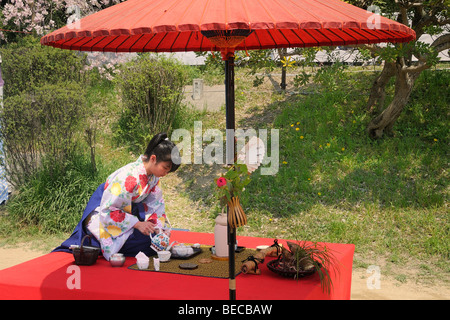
<box><xmin>153</xmin><ymin>258</ymin><xmax>160</xmax><ymax>271</ymax></box>
<box><xmin>157</xmin><ymin>250</ymin><xmax>171</xmax><ymax>262</ymax></box>
<box><xmin>136</xmin><ymin>259</ymin><xmax>149</xmax><ymax>270</ymax></box>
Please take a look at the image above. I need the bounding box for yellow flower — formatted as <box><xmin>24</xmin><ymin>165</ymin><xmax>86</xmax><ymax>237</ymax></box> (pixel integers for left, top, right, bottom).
<box><xmin>282</xmin><ymin>161</ymin><xmax>288</xmax><ymax>164</ymax></box>
<box><xmin>111</xmin><ymin>182</ymin><xmax>122</xmax><ymax>196</ymax></box>
<box><xmin>300</xmin><ymin>136</ymin><xmax>304</xmax><ymax>139</ymax></box>
<box><xmin>281</xmin><ymin>56</ymin><xmax>295</xmax><ymax>68</ymax></box>
<box><xmin>295</xmin><ymin>127</ymin><xmax>300</xmax><ymax>131</ymax></box>
<box><xmin>296</xmin><ymin>121</ymin><xmax>300</xmax><ymax>125</ymax></box>
<box><xmin>158</xmin><ymin>216</ymin><xmax>167</xmax><ymax>226</ymax></box>
<box><xmin>107</xmin><ymin>225</ymin><xmax>122</xmax><ymax>237</ymax></box>
<box><xmin>341</xmin><ymin>147</ymin><xmax>345</xmax><ymax>151</ymax></box>
<box><xmin>433</xmin><ymin>138</ymin><xmax>438</xmax><ymax>142</ymax></box>
<box><xmin>99</xmin><ymin>224</ymin><xmax>110</xmax><ymax>239</ymax></box>
<box><xmin>326</xmin><ymin>143</ymin><xmax>331</xmax><ymax>147</ymax></box>
<box><xmin>291</xmin><ymin>124</ymin><xmax>294</xmax><ymax>127</ymax></box>
<box><xmin>123</xmin><ymin>205</ymin><xmax>132</xmax><ymax>213</ymax></box>
<box><xmin>318</xmin><ymin>192</ymin><xmax>321</xmax><ymax>196</ymax></box>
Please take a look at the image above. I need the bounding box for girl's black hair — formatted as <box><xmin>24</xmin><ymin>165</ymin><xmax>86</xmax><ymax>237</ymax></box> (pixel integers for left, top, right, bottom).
<box><xmin>144</xmin><ymin>132</ymin><xmax>180</xmax><ymax>173</ymax></box>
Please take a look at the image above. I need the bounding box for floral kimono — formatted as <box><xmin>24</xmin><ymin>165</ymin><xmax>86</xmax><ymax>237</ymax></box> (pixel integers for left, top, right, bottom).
<box><xmin>86</xmin><ymin>156</ymin><xmax>168</xmax><ymax>260</ymax></box>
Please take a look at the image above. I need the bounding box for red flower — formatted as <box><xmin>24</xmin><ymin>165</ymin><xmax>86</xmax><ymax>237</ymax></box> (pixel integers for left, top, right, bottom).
<box><xmin>110</xmin><ymin>210</ymin><xmax>126</xmax><ymax>222</ymax></box>
<box><xmin>139</xmin><ymin>174</ymin><xmax>148</xmax><ymax>188</ymax></box>
<box><xmin>124</xmin><ymin>175</ymin><xmax>137</xmax><ymax>193</ymax></box>
<box><xmin>216</xmin><ymin>177</ymin><xmax>227</xmax><ymax>187</ymax></box>
<box><xmin>104</xmin><ymin>180</ymin><xmax>109</xmax><ymax>190</ymax></box>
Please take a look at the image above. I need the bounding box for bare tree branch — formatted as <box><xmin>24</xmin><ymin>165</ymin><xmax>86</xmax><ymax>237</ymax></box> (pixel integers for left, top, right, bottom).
<box><xmin>403</xmin><ymin>62</ymin><xmax>432</xmax><ymax>73</ymax></box>
<box><xmin>431</xmin><ymin>33</ymin><xmax>450</xmax><ymax>53</ymax></box>
<box><xmin>403</xmin><ymin>33</ymin><xmax>450</xmax><ymax>73</ymax></box>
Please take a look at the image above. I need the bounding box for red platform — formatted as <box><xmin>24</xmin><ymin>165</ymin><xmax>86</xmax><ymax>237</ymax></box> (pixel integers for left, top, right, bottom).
<box><xmin>0</xmin><ymin>231</ymin><xmax>354</xmax><ymax>300</ymax></box>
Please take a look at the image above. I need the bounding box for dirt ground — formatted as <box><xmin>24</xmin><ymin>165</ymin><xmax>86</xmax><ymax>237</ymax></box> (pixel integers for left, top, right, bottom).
<box><xmin>1</xmin><ymin>244</ymin><xmax>448</xmax><ymax>300</ymax></box>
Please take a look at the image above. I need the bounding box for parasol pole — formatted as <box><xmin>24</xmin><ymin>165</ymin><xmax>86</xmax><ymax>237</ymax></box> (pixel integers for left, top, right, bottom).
<box><xmin>224</xmin><ymin>50</ymin><xmax>237</xmax><ymax>300</ymax></box>
<box><xmin>200</xmin><ymin>29</ymin><xmax>252</xmax><ymax>301</ymax></box>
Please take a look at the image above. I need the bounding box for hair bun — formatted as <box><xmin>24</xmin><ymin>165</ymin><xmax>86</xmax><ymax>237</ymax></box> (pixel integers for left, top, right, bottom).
<box><xmin>145</xmin><ymin>132</ymin><xmax>167</xmax><ymax>156</ymax></box>
<box><xmin>157</xmin><ymin>132</ymin><xmax>168</xmax><ymax>143</ymax></box>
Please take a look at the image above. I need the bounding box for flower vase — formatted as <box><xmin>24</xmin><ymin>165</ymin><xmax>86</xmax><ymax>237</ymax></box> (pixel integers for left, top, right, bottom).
<box><xmin>214</xmin><ymin>211</ymin><xmax>229</xmax><ymax>258</ymax></box>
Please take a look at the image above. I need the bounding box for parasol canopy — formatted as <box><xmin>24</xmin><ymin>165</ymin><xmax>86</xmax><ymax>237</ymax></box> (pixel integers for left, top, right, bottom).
<box><xmin>41</xmin><ymin>0</ymin><xmax>415</xmax><ymax>54</ymax></box>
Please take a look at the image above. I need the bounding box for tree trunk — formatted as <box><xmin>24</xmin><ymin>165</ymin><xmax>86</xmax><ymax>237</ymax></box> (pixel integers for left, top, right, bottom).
<box><xmin>280</xmin><ymin>65</ymin><xmax>287</xmax><ymax>91</ymax></box>
<box><xmin>278</xmin><ymin>48</ymin><xmax>288</xmax><ymax>91</ymax></box>
<box><xmin>365</xmin><ymin>32</ymin><xmax>450</xmax><ymax>139</ymax></box>
<box><xmin>367</xmin><ymin>62</ymin><xmax>420</xmax><ymax>139</ymax></box>
<box><xmin>366</xmin><ymin>61</ymin><xmax>396</xmax><ymax>113</ymax></box>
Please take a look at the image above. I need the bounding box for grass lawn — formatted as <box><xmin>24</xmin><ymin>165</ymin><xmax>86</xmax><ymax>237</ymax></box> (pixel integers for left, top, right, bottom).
<box><xmin>166</xmin><ymin>66</ymin><xmax>449</xmax><ymax>285</ymax></box>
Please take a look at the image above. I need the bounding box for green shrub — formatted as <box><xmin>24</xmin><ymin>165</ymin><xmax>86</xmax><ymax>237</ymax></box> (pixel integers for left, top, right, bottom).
<box><xmin>114</xmin><ymin>54</ymin><xmax>189</xmax><ymax>152</ymax></box>
<box><xmin>0</xmin><ymin>82</ymin><xmax>87</xmax><ymax>187</ymax></box>
<box><xmin>0</xmin><ymin>36</ymin><xmax>88</xmax><ymax>187</ymax></box>
<box><xmin>0</xmin><ymin>36</ymin><xmax>86</xmax><ymax>97</ymax></box>
<box><xmin>3</xmin><ymin>152</ymin><xmax>107</xmax><ymax>234</ymax></box>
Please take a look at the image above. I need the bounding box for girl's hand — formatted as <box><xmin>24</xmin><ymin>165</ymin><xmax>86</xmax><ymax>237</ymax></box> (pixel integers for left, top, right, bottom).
<box><xmin>134</xmin><ymin>221</ymin><xmax>156</xmax><ymax>236</ymax></box>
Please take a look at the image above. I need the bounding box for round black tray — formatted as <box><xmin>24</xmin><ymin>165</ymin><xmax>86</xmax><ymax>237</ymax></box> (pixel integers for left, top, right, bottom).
<box><xmin>267</xmin><ymin>259</ymin><xmax>318</xmax><ymax>279</ymax></box>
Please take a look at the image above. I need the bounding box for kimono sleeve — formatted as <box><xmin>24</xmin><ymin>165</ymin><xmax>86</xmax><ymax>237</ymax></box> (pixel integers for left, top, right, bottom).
<box><xmin>99</xmin><ymin>175</ymin><xmax>140</xmax><ymax>238</ymax></box>
<box><xmin>142</xmin><ymin>181</ymin><xmax>167</xmax><ymax>229</ymax></box>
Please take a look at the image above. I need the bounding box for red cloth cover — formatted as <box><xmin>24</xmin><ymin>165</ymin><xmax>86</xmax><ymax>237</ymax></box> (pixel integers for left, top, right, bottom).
<box><xmin>0</xmin><ymin>231</ymin><xmax>354</xmax><ymax>300</ymax></box>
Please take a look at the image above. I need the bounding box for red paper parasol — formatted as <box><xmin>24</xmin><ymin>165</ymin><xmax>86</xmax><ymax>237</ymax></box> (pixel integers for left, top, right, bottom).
<box><xmin>41</xmin><ymin>0</ymin><xmax>415</xmax><ymax>300</ymax></box>
<box><xmin>41</xmin><ymin>0</ymin><xmax>415</xmax><ymax>53</ymax></box>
